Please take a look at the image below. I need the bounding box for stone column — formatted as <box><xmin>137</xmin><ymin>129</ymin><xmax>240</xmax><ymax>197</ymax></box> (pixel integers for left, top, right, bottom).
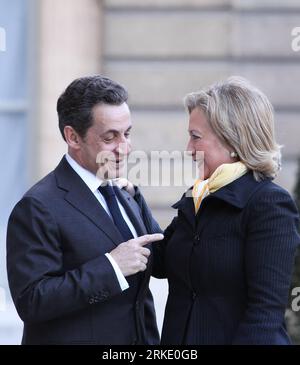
<box><xmin>34</xmin><ymin>0</ymin><xmax>103</xmax><ymax>180</ymax></box>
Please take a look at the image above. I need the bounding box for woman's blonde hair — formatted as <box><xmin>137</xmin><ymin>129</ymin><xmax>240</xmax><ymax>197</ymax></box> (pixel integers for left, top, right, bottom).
<box><xmin>184</xmin><ymin>76</ymin><xmax>281</xmax><ymax>181</ymax></box>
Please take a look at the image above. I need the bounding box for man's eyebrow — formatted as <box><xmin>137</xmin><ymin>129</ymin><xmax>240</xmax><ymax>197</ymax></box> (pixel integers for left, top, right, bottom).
<box><xmin>102</xmin><ymin>129</ymin><xmax>118</xmax><ymax>135</ymax></box>
<box><xmin>101</xmin><ymin>126</ymin><xmax>132</xmax><ymax>135</ymax></box>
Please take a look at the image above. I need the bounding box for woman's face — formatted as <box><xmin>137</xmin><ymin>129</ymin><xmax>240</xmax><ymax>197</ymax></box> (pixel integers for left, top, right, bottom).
<box><xmin>187</xmin><ymin>108</ymin><xmax>234</xmax><ymax>180</ymax></box>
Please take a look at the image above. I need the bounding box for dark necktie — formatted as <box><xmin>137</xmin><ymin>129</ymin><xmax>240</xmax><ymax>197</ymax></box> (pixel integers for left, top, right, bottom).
<box><xmin>98</xmin><ymin>184</ymin><xmax>134</xmax><ymax>242</ymax></box>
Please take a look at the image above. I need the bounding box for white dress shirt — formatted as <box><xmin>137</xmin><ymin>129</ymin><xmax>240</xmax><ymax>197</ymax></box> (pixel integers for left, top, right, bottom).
<box><xmin>65</xmin><ymin>153</ymin><xmax>135</xmax><ymax>291</ymax></box>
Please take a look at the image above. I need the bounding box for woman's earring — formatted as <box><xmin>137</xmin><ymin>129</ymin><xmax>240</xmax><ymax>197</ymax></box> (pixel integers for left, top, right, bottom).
<box><xmin>230</xmin><ymin>151</ymin><xmax>237</xmax><ymax>158</ymax></box>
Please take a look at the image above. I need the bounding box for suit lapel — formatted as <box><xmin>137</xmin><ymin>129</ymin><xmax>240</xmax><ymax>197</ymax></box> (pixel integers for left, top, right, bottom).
<box><xmin>64</xmin><ymin>188</ymin><xmax>123</xmax><ymax>246</ymax></box>
<box><xmin>172</xmin><ymin>189</ymin><xmax>196</xmax><ymax>230</ymax></box>
<box><xmin>55</xmin><ymin>157</ymin><xmax>123</xmax><ymax>247</ymax></box>
<box><xmin>114</xmin><ymin>187</ymin><xmax>148</xmax><ymax>236</ymax></box>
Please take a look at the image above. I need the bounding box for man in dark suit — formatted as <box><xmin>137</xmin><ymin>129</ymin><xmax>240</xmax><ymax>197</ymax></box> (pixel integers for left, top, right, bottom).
<box><xmin>6</xmin><ymin>75</ymin><xmax>163</xmax><ymax>345</ymax></box>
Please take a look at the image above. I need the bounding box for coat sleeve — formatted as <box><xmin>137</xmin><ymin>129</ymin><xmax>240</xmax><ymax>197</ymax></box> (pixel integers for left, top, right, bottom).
<box><xmin>151</xmin><ymin>217</ymin><xmax>178</xmax><ymax>279</ymax></box>
<box><xmin>133</xmin><ymin>187</ymin><xmax>162</xmax><ymax>235</ymax></box>
<box><xmin>133</xmin><ymin>187</ymin><xmax>179</xmax><ymax>279</ymax></box>
<box><xmin>232</xmin><ymin>187</ymin><xmax>300</xmax><ymax>344</ymax></box>
<box><xmin>6</xmin><ymin>196</ymin><xmax>123</xmax><ymax>324</ymax></box>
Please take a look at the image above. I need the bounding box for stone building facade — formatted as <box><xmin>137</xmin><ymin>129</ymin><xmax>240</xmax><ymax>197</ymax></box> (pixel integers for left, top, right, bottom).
<box><xmin>35</xmin><ymin>0</ymin><xmax>300</xmax><ymax>225</ymax></box>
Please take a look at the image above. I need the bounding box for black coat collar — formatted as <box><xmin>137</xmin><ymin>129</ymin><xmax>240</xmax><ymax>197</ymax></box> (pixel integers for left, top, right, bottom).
<box><xmin>173</xmin><ymin>171</ymin><xmax>271</xmax><ymax>212</ymax></box>
<box><xmin>210</xmin><ymin>171</ymin><xmax>270</xmax><ymax>209</ymax></box>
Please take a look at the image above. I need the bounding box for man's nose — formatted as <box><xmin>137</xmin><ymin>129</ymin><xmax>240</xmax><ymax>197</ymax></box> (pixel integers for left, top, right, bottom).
<box><xmin>116</xmin><ymin>139</ymin><xmax>131</xmax><ymax>155</ymax></box>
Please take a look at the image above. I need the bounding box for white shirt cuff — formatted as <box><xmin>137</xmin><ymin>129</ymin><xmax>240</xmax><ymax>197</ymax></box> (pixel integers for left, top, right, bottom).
<box><xmin>105</xmin><ymin>253</ymin><xmax>129</xmax><ymax>291</ymax></box>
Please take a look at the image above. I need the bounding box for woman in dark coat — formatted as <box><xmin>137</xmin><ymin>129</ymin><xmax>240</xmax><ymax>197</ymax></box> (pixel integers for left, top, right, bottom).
<box><xmin>141</xmin><ymin>77</ymin><xmax>300</xmax><ymax>345</ymax></box>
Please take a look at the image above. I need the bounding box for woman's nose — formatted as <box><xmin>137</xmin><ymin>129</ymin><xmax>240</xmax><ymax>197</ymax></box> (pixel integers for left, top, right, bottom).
<box><xmin>186</xmin><ymin>139</ymin><xmax>194</xmax><ymax>154</ymax></box>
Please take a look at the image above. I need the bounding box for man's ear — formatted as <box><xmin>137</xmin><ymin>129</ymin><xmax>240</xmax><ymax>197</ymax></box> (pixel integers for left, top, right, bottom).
<box><xmin>64</xmin><ymin>126</ymin><xmax>81</xmax><ymax>149</ymax></box>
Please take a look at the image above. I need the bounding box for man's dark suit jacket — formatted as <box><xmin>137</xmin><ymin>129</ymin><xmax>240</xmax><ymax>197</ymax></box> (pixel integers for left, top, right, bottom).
<box><xmin>6</xmin><ymin>156</ymin><xmax>160</xmax><ymax>345</ymax></box>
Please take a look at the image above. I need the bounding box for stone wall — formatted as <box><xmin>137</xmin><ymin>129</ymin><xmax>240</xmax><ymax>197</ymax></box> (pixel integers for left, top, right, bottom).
<box><xmin>103</xmin><ymin>0</ymin><xmax>300</xmax><ymax>226</ymax></box>
<box><xmin>35</xmin><ymin>0</ymin><xmax>103</xmax><ymax>179</ymax></box>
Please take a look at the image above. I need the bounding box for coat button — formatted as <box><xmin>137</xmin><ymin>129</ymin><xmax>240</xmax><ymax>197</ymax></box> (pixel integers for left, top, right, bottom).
<box><xmin>99</xmin><ymin>292</ymin><xmax>108</xmax><ymax>300</ymax></box>
<box><xmin>193</xmin><ymin>234</ymin><xmax>200</xmax><ymax>245</ymax></box>
<box><xmin>88</xmin><ymin>298</ymin><xmax>95</xmax><ymax>304</ymax></box>
<box><xmin>192</xmin><ymin>292</ymin><xmax>197</xmax><ymax>300</ymax></box>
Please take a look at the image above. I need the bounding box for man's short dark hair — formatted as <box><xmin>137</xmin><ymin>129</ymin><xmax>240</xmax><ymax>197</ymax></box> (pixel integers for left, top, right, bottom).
<box><xmin>57</xmin><ymin>75</ymin><xmax>128</xmax><ymax>140</ymax></box>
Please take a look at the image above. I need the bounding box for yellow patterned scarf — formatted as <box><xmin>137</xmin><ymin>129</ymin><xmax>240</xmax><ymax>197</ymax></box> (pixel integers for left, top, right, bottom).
<box><xmin>192</xmin><ymin>162</ymin><xmax>248</xmax><ymax>214</ymax></box>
